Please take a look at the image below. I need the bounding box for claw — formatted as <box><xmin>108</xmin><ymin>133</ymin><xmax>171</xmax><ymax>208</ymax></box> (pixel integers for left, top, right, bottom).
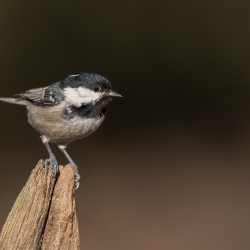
<box><xmin>44</xmin><ymin>159</ymin><xmax>52</xmax><ymax>169</ymax></box>
<box><xmin>74</xmin><ymin>180</ymin><xmax>80</xmax><ymax>190</ymax></box>
<box><xmin>44</xmin><ymin>153</ymin><xmax>59</xmax><ymax>175</ymax></box>
<box><xmin>74</xmin><ymin>170</ymin><xmax>81</xmax><ymax>190</ymax></box>
<box><xmin>75</xmin><ymin>174</ymin><xmax>81</xmax><ymax>182</ymax></box>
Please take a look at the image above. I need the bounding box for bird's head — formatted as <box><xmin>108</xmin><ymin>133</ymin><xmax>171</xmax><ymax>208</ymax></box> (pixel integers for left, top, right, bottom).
<box><xmin>59</xmin><ymin>73</ymin><xmax>122</xmax><ymax>108</ymax></box>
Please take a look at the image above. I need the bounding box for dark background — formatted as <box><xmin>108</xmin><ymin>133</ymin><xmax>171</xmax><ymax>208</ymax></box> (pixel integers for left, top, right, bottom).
<box><xmin>1</xmin><ymin>1</ymin><xmax>250</xmax><ymax>249</ymax></box>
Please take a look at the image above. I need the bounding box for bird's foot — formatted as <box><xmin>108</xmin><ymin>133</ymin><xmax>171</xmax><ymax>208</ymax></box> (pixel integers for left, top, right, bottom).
<box><xmin>44</xmin><ymin>153</ymin><xmax>59</xmax><ymax>175</ymax></box>
<box><xmin>73</xmin><ymin>164</ymin><xmax>81</xmax><ymax>190</ymax></box>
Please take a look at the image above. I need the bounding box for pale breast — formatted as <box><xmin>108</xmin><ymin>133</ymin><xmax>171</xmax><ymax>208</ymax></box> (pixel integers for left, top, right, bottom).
<box><xmin>26</xmin><ymin>102</ymin><xmax>105</xmax><ymax>144</ymax></box>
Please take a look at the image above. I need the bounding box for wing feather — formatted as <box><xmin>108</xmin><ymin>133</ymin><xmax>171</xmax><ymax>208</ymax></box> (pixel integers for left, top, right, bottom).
<box><xmin>14</xmin><ymin>87</ymin><xmax>56</xmax><ymax>106</ymax></box>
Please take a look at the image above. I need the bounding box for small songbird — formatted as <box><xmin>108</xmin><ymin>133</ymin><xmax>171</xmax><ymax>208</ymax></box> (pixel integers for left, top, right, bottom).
<box><xmin>0</xmin><ymin>73</ymin><xmax>122</xmax><ymax>188</ymax></box>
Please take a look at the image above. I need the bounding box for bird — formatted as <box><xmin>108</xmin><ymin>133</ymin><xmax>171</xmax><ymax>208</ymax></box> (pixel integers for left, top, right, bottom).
<box><xmin>0</xmin><ymin>72</ymin><xmax>122</xmax><ymax>189</ymax></box>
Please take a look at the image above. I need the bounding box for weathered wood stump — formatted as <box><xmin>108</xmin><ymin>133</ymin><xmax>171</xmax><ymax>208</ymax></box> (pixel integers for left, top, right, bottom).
<box><xmin>0</xmin><ymin>160</ymin><xmax>80</xmax><ymax>250</ymax></box>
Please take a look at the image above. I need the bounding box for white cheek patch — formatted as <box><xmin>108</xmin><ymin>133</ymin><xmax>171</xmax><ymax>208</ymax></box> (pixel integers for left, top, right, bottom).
<box><xmin>64</xmin><ymin>87</ymin><xmax>101</xmax><ymax>107</ymax></box>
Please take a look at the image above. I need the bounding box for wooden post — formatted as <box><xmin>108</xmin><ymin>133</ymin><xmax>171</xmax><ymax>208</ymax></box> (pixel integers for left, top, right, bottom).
<box><xmin>0</xmin><ymin>160</ymin><xmax>80</xmax><ymax>250</ymax></box>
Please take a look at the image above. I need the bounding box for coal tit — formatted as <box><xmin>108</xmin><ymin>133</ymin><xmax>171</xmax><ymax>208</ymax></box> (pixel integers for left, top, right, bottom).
<box><xmin>0</xmin><ymin>73</ymin><xmax>122</xmax><ymax>189</ymax></box>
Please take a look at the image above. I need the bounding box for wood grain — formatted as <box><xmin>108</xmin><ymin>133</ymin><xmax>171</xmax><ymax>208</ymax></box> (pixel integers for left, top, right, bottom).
<box><xmin>0</xmin><ymin>160</ymin><xmax>80</xmax><ymax>250</ymax></box>
<box><xmin>41</xmin><ymin>165</ymin><xmax>80</xmax><ymax>250</ymax></box>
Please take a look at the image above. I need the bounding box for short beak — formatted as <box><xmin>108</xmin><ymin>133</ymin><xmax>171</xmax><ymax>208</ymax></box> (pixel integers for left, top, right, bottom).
<box><xmin>108</xmin><ymin>90</ymin><xmax>122</xmax><ymax>97</ymax></box>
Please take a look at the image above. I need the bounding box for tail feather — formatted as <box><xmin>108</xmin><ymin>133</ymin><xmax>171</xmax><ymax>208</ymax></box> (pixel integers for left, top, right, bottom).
<box><xmin>0</xmin><ymin>97</ymin><xmax>27</xmax><ymax>106</ymax></box>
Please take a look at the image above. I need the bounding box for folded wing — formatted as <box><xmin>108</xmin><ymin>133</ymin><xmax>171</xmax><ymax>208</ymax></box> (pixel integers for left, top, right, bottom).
<box><xmin>14</xmin><ymin>87</ymin><xmax>57</xmax><ymax>107</ymax></box>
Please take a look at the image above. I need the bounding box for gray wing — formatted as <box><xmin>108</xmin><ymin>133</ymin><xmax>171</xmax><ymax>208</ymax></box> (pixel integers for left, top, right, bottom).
<box><xmin>14</xmin><ymin>87</ymin><xmax>56</xmax><ymax>107</ymax></box>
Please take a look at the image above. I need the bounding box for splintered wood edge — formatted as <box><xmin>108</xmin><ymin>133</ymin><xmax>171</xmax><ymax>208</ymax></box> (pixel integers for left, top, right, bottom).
<box><xmin>0</xmin><ymin>161</ymin><xmax>80</xmax><ymax>250</ymax></box>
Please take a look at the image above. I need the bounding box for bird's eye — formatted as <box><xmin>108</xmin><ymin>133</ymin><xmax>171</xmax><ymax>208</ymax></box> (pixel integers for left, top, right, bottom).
<box><xmin>94</xmin><ymin>86</ymin><xmax>101</xmax><ymax>92</ymax></box>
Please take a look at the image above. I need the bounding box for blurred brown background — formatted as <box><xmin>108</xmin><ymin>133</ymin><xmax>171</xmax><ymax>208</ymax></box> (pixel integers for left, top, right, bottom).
<box><xmin>1</xmin><ymin>1</ymin><xmax>250</xmax><ymax>249</ymax></box>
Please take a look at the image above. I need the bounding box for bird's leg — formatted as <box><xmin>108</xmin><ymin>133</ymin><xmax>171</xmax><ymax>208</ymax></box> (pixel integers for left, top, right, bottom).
<box><xmin>57</xmin><ymin>144</ymin><xmax>81</xmax><ymax>189</ymax></box>
<box><xmin>41</xmin><ymin>135</ymin><xmax>59</xmax><ymax>175</ymax></box>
